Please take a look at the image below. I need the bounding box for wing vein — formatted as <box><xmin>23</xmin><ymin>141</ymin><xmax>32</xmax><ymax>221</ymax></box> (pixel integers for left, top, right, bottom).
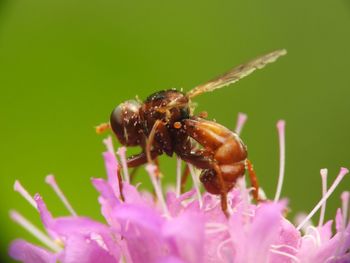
<box><xmin>186</xmin><ymin>49</ymin><xmax>287</xmax><ymax>99</ymax></box>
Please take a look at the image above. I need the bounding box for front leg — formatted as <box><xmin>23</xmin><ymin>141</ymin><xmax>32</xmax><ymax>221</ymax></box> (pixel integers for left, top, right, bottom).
<box><xmin>127</xmin><ymin>151</ymin><xmax>161</xmax><ymax>168</ymax></box>
<box><xmin>146</xmin><ymin>120</ymin><xmax>173</xmax><ymax>162</ymax></box>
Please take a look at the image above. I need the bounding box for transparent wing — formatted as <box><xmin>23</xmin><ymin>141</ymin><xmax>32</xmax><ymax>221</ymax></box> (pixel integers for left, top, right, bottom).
<box><xmin>186</xmin><ymin>49</ymin><xmax>287</xmax><ymax>99</ymax></box>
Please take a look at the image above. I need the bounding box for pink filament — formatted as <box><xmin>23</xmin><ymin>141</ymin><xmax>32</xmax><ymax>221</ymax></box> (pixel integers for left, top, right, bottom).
<box><xmin>145</xmin><ymin>164</ymin><xmax>169</xmax><ymax>216</ymax></box>
<box><xmin>318</xmin><ymin>169</ymin><xmax>328</xmax><ymax>227</ymax></box>
<box><xmin>234</xmin><ymin>112</ymin><xmax>248</xmax><ymax>136</ymax></box>
<box><xmin>9</xmin><ymin>210</ymin><xmax>61</xmax><ymax>252</ymax></box>
<box><xmin>274</xmin><ymin>120</ymin><xmax>286</xmax><ymax>202</ymax></box>
<box><xmin>341</xmin><ymin>191</ymin><xmax>349</xmax><ymax>228</ymax></box>
<box><xmin>45</xmin><ymin>175</ymin><xmax>77</xmax><ymax>216</ymax></box>
<box><xmin>296</xmin><ymin>167</ymin><xmax>349</xmax><ymax>231</ymax></box>
<box><xmin>117</xmin><ymin>147</ymin><xmax>130</xmax><ymax>183</ymax></box>
<box><xmin>176</xmin><ymin>157</ymin><xmax>182</xmax><ymax>198</ymax></box>
<box><xmin>188</xmin><ymin>164</ymin><xmax>203</xmax><ymax>207</ymax></box>
<box><xmin>14</xmin><ymin>180</ymin><xmax>37</xmax><ymax>209</ymax></box>
<box><xmin>103</xmin><ymin>136</ymin><xmax>117</xmax><ymax>157</ymax></box>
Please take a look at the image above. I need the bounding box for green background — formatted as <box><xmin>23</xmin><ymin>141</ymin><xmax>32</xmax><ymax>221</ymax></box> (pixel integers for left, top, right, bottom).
<box><xmin>1</xmin><ymin>0</ymin><xmax>350</xmax><ymax>261</ymax></box>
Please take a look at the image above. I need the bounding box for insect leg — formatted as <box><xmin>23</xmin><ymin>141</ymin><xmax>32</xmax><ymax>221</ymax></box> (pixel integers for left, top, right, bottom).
<box><xmin>176</xmin><ymin>146</ymin><xmax>213</xmax><ymax>192</ymax></box>
<box><xmin>126</xmin><ymin>151</ymin><xmax>160</xmax><ymax>168</ymax></box>
<box><xmin>180</xmin><ymin>163</ymin><xmax>190</xmax><ymax>193</ymax></box>
<box><xmin>246</xmin><ymin>159</ymin><xmax>260</xmax><ymax>202</ymax></box>
<box><xmin>178</xmin><ymin>151</ymin><xmax>213</xmax><ymax>170</ymax></box>
<box><xmin>117</xmin><ymin>169</ymin><xmax>125</xmax><ymax>201</ymax></box>
<box><xmin>212</xmin><ymin>163</ymin><xmax>229</xmax><ymax>217</ymax></box>
<box><xmin>146</xmin><ymin>120</ymin><xmax>162</xmax><ymax>163</ymax></box>
<box><xmin>178</xmin><ymin>150</ymin><xmax>229</xmax><ymax>215</ymax></box>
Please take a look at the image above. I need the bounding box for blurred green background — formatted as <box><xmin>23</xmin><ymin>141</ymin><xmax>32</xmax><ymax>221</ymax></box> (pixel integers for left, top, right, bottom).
<box><xmin>1</xmin><ymin>0</ymin><xmax>350</xmax><ymax>261</ymax></box>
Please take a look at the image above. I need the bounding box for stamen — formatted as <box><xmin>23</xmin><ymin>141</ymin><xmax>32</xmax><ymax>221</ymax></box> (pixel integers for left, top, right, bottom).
<box><xmin>205</xmin><ymin>223</ymin><xmax>228</xmax><ymax>234</ymax></box>
<box><xmin>145</xmin><ymin>164</ymin><xmax>169</xmax><ymax>217</ymax></box>
<box><xmin>90</xmin><ymin>233</ymin><xmax>108</xmax><ymax>251</ymax></box>
<box><xmin>120</xmin><ymin>239</ymin><xmax>133</xmax><ymax>263</ymax></box>
<box><xmin>318</xmin><ymin>169</ymin><xmax>328</xmax><ymax>227</ymax></box>
<box><xmin>188</xmin><ymin>164</ymin><xmax>203</xmax><ymax>207</ymax></box>
<box><xmin>234</xmin><ymin>112</ymin><xmax>248</xmax><ymax>136</ymax></box>
<box><xmin>176</xmin><ymin>157</ymin><xmax>182</xmax><ymax>197</ymax></box>
<box><xmin>258</xmin><ymin>187</ymin><xmax>267</xmax><ymax>201</ymax></box>
<box><xmin>269</xmin><ymin>248</ymin><xmax>300</xmax><ymax>262</ymax></box>
<box><xmin>206</xmin><ymin>228</ymin><xmax>228</xmax><ymax>235</ymax></box>
<box><xmin>296</xmin><ymin>167</ymin><xmax>349</xmax><ymax>231</ymax></box>
<box><xmin>334</xmin><ymin>198</ymin><xmax>349</xmax><ymax>260</ymax></box>
<box><xmin>103</xmin><ymin>136</ymin><xmax>116</xmax><ymax>157</ymax></box>
<box><xmin>9</xmin><ymin>210</ymin><xmax>61</xmax><ymax>252</ymax></box>
<box><xmin>341</xmin><ymin>191</ymin><xmax>349</xmax><ymax>229</ymax></box>
<box><xmin>206</xmin><ymin>222</ymin><xmax>228</xmax><ymax>229</ymax></box>
<box><xmin>242</xmin><ymin>210</ymin><xmax>255</xmax><ymax>217</ymax></box>
<box><xmin>325</xmin><ymin>256</ymin><xmax>337</xmax><ymax>263</ymax></box>
<box><xmin>295</xmin><ymin>213</ymin><xmax>312</xmax><ymax>234</ymax></box>
<box><xmin>217</xmin><ymin>238</ymin><xmax>233</xmax><ymax>261</ymax></box>
<box><xmin>306</xmin><ymin>226</ymin><xmax>321</xmax><ymax>246</ymax></box>
<box><xmin>237</xmin><ymin>176</ymin><xmax>250</xmax><ymax>206</ymax></box>
<box><xmin>117</xmin><ymin>147</ymin><xmax>130</xmax><ymax>183</ymax></box>
<box><xmin>302</xmin><ymin>234</ymin><xmax>318</xmax><ymax>246</ymax></box>
<box><xmin>204</xmin><ymin>197</ymin><xmax>221</xmax><ymax>212</ymax></box>
<box><xmin>270</xmin><ymin>244</ymin><xmax>299</xmax><ymax>253</ymax></box>
<box><xmin>14</xmin><ymin>180</ymin><xmax>37</xmax><ymax>210</ymax></box>
<box><xmin>45</xmin><ymin>175</ymin><xmax>77</xmax><ymax>217</ymax></box>
<box><xmin>274</xmin><ymin>120</ymin><xmax>286</xmax><ymax>202</ymax></box>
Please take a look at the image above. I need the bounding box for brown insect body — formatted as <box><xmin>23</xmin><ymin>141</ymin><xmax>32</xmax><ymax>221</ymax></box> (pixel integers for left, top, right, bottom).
<box><xmin>110</xmin><ymin>89</ymin><xmax>249</xmax><ymax>213</ymax></box>
<box><xmin>140</xmin><ymin>89</ymin><xmax>248</xmax><ymax>196</ymax></box>
<box><xmin>183</xmin><ymin>117</ymin><xmax>247</xmax><ymax>195</ymax></box>
<box><xmin>140</xmin><ymin>90</ymin><xmax>190</xmax><ymax>157</ymax></box>
<box><xmin>106</xmin><ymin>49</ymin><xmax>287</xmax><ymax>213</ymax></box>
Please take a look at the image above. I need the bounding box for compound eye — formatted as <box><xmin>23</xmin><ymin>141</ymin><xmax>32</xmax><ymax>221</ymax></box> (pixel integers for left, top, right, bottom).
<box><xmin>110</xmin><ymin>100</ymin><xmax>142</xmax><ymax>146</ymax></box>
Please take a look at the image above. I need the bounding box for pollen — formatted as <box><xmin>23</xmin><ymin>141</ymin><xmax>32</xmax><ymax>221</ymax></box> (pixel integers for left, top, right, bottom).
<box><xmin>174</xmin><ymin>122</ymin><xmax>182</xmax><ymax>129</ymax></box>
<box><xmin>95</xmin><ymin>122</ymin><xmax>111</xmax><ymax>134</ymax></box>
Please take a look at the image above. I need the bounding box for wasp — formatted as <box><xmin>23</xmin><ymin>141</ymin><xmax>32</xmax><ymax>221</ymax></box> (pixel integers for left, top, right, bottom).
<box><xmin>97</xmin><ymin>49</ymin><xmax>286</xmax><ymax>214</ymax></box>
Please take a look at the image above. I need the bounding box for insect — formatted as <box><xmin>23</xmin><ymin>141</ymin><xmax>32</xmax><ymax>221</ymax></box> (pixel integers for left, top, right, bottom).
<box><xmin>97</xmin><ymin>49</ymin><xmax>287</xmax><ymax>215</ymax></box>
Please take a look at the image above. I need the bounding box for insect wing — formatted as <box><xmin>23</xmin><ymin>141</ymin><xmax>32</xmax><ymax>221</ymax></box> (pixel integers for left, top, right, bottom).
<box><xmin>186</xmin><ymin>49</ymin><xmax>287</xmax><ymax>99</ymax></box>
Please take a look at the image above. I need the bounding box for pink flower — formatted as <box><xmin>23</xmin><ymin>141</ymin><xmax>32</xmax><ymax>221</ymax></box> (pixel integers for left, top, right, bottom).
<box><xmin>10</xmin><ymin>178</ymin><xmax>121</xmax><ymax>263</ymax></box>
<box><xmin>9</xmin><ymin>114</ymin><xmax>350</xmax><ymax>263</ymax></box>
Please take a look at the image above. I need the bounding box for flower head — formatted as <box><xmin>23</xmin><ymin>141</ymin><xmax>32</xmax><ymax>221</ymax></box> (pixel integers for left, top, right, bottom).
<box><xmin>9</xmin><ymin>114</ymin><xmax>350</xmax><ymax>263</ymax></box>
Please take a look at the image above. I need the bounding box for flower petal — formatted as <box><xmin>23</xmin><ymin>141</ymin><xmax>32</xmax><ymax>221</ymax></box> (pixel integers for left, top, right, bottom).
<box><xmin>155</xmin><ymin>256</ymin><xmax>187</xmax><ymax>263</ymax></box>
<box><xmin>112</xmin><ymin>203</ymin><xmax>166</xmax><ymax>262</ymax></box>
<box><xmin>269</xmin><ymin>217</ymin><xmax>300</xmax><ymax>263</ymax></box>
<box><xmin>319</xmin><ymin>220</ymin><xmax>334</xmax><ymax>243</ymax></box>
<box><xmin>163</xmin><ymin>211</ymin><xmax>205</xmax><ymax>263</ymax></box>
<box><xmin>9</xmin><ymin>239</ymin><xmax>57</xmax><ymax>263</ymax></box>
<box><xmin>336</xmin><ymin>208</ymin><xmax>343</xmax><ymax>233</ymax></box>
<box><xmin>103</xmin><ymin>151</ymin><xmax>120</xmax><ymax>198</ymax></box>
<box><xmin>60</xmin><ymin>235</ymin><xmax>117</xmax><ymax>263</ymax></box>
<box><xmin>35</xmin><ymin>194</ymin><xmax>121</xmax><ymax>261</ymax></box>
<box><xmin>230</xmin><ymin>201</ymin><xmax>286</xmax><ymax>262</ymax></box>
<box><xmin>166</xmin><ymin>189</ymin><xmax>196</xmax><ymax>217</ymax></box>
